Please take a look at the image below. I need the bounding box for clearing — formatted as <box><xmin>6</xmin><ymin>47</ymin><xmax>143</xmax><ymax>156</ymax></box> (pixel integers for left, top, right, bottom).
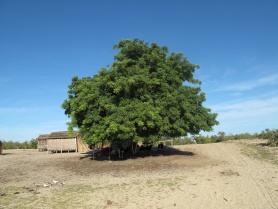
<box><xmin>0</xmin><ymin>140</ymin><xmax>278</xmax><ymax>209</ymax></box>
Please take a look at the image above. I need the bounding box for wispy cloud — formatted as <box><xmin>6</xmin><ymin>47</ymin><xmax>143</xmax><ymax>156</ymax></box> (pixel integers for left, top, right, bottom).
<box><xmin>210</xmin><ymin>96</ymin><xmax>278</xmax><ymax>134</ymax></box>
<box><xmin>0</xmin><ymin>119</ymin><xmax>69</xmax><ymax>141</ymax></box>
<box><xmin>213</xmin><ymin>73</ymin><xmax>278</xmax><ymax>92</ymax></box>
<box><xmin>0</xmin><ymin>127</ymin><xmax>42</xmax><ymax>141</ymax></box>
<box><xmin>213</xmin><ymin>96</ymin><xmax>278</xmax><ymax>114</ymax></box>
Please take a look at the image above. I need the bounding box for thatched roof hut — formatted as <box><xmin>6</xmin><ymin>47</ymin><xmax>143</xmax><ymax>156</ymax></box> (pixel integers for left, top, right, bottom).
<box><xmin>37</xmin><ymin>131</ymin><xmax>90</xmax><ymax>153</ymax></box>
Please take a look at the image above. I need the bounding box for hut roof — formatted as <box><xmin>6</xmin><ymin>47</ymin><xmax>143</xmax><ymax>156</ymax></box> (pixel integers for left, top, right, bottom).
<box><xmin>37</xmin><ymin>134</ymin><xmax>50</xmax><ymax>140</ymax></box>
<box><xmin>37</xmin><ymin>131</ymin><xmax>79</xmax><ymax>140</ymax></box>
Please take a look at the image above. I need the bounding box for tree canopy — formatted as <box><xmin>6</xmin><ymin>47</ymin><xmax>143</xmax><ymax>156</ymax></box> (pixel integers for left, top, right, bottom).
<box><xmin>62</xmin><ymin>39</ymin><xmax>219</xmax><ymax>145</ymax></box>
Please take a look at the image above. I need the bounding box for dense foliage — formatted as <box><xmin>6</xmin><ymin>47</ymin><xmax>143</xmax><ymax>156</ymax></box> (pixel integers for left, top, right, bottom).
<box><xmin>1</xmin><ymin>139</ymin><xmax>37</xmax><ymax>149</ymax></box>
<box><xmin>62</xmin><ymin>39</ymin><xmax>219</xmax><ymax>145</ymax></box>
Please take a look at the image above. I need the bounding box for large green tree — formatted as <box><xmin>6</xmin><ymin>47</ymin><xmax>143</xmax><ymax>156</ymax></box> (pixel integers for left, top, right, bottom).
<box><xmin>62</xmin><ymin>39</ymin><xmax>219</xmax><ymax>145</ymax></box>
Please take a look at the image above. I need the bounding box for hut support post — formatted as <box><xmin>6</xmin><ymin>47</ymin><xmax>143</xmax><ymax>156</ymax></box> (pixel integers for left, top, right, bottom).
<box><xmin>47</xmin><ymin>139</ymin><xmax>49</xmax><ymax>154</ymax></box>
<box><xmin>75</xmin><ymin>137</ymin><xmax>77</xmax><ymax>153</ymax></box>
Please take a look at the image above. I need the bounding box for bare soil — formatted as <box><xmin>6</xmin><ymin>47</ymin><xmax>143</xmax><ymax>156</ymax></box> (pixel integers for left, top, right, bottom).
<box><xmin>0</xmin><ymin>140</ymin><xmax>278</xmax><ymax>209</ymax></box>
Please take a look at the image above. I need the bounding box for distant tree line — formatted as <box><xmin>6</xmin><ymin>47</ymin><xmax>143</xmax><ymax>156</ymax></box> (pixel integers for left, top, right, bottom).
<box><xmin>164</xmin><ymin>128</ymin><xmax>278</xmax><ymax>147</ymax></box>
<box><xmin>1</xmin><ymin>128</ymin><xmax>277</xmax><ymax>150</ymax></box>
<box><xmin>1</xmin><ymin>139</ymin><xmax>37</xmax><ymax>149</ymax></box>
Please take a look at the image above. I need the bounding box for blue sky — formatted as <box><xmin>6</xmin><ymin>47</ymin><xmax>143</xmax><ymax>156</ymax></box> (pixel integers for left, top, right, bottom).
<box><xmin>1</xmin><ymin>0</ymin><xmax>278</xmax><ymax>142</ymax></box>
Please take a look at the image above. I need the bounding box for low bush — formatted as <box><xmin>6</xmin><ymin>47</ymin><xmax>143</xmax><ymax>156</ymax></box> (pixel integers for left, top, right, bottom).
<box><xmin>2</xmin><ymin>139</ymin><xmax>37</xmax><ymax>149</ymax></box>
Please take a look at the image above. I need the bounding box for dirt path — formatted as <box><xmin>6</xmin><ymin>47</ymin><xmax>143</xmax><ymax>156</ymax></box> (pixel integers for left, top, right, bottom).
<box><xmin>170</xmin><ymin>142</ymin><xmax>278</xmax><ymax>209</ymax></box>
<box><xmin>0</xmin><ymin>140</ymin><xmax>278</xmax><ymax>209</ymax></box>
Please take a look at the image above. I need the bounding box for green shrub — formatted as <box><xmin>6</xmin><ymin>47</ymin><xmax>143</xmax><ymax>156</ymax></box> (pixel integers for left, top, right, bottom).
<box><xmin>2</xmin><ymin>139</ymin><xmax>38</xmax><ymax>149</ymax></box>
<box><xmin>264</xmin><ymin>129</ymin><xmax>278</xmax><ymax>147</ymax></box>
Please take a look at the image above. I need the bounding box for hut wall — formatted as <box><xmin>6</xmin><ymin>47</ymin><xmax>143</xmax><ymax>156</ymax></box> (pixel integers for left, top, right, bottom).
<box><xmin>47</xmin><ymin>138</ymin><xmax>77</xmax><ymax>152</ymax></box>
<box><xmin>77</xmin><ymin>136</ymin><xmax>90</xmax><ymax>153</ymax></box>
<box><xmin>37</xmin><ymin>139</ymin><xmax>47</xmax><ymax>151</ymax></box>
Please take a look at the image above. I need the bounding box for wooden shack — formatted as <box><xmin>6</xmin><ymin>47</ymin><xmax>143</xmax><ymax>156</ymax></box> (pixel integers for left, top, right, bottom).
<box><xmin>37</xmin><ymin>134</ymin><xmax>48</xmax><ymax>151</ymax></box>
<box><xmin>37</xmin><ymin>131</ymin><xmax>90</xmax><ymax>153</ymax></box>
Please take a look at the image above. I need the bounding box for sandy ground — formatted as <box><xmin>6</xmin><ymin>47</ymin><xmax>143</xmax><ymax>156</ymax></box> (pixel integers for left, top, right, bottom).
<box><xmin>0</xmin><ymin>140</ymin><xmax>278</xmax><ymax>209</ymax></box>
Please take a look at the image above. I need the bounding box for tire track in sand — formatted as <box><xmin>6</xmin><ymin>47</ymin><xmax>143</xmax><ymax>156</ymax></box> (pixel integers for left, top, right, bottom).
<box><xmin>193</xmin><ymin>142</ymin><xmax>278</xmax><ymax>209</ymax></box>
<box><xmin>155</xmin><ymin>142</ymin><xmax>278</xmax><ymax>209</ymax></box>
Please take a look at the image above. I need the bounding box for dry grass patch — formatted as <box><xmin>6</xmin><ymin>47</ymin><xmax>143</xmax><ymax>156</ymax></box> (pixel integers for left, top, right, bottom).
<box><xmin>239</xmin><ymin>140</ymin><xmax>278</xmax><ymax>165</ymax></box>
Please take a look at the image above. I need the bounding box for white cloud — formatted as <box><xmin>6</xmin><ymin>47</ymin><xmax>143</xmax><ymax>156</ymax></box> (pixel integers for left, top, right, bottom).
<box><xmin>211</xmin><ymin>96</ymin><xmax>278</xmax><ymax>134</ymax></box>
<box><xmin>213</xmin><ymin>96</ymin><xmax>278</xmax><ymax>111</ymax></box>
<box><xmin>0</xmin><ymin>127</ymin><xmax>42</xmax><ymax>141</ymax></box>
<box><xmin>0</xmin><ymin>119</ymin><xmax>69</xmax><ymax>142</ymax></box>
<box><xmin>214</xmin><ymin>73</ymin><xmax>278</xmax><ymax>92</ymax></box>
